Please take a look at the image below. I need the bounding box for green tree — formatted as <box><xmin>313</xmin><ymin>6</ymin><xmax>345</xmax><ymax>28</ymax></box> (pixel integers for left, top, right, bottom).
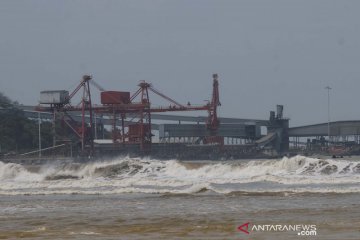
<box><xmin>0</xmin><ymin>92</ymin><xmax>53</xmax><ymax>154</ymax></box>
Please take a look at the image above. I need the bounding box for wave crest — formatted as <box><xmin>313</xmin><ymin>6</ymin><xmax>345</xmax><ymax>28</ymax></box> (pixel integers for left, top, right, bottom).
<box><xmin>0</xmin><ymin>155</ymin><xmax>359</xmax><ymax>195</ymax></box>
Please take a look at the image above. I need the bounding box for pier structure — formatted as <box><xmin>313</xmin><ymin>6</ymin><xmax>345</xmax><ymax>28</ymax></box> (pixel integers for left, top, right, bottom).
<box><xmin>4</xmin><ymin>73</ymin><xmax>360</xmax><ymax>159</ymax></box>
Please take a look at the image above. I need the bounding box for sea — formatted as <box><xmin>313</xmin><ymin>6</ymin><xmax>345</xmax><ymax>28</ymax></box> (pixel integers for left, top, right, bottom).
<box><xmin>0</xmin><ymin>155</ymin><xmax>359</xmax><ymax>239</ymax></box>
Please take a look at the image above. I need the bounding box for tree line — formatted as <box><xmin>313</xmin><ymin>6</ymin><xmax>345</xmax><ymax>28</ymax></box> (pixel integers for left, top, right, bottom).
<box><xmin>0</xmin><ymin>92</ymin><xmax>53</xmax><ymax>155</ymax></box>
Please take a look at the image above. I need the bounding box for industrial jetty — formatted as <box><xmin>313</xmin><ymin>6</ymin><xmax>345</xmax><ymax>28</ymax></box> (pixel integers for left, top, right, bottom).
<box><xmin>3</xmin><ymin>74</ymin><xmax>360</xmax><ymax>163</ymax></box>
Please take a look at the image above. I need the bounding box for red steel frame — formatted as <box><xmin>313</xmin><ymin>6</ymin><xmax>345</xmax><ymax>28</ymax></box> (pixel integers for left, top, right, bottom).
<box><xmin>38</xmin><ymin>74</ymin><xmax>222</xmax><ymax>154</ymax></box>
<box><xmin>37</xmin><ymin>75</ymin><xmax>94</xmax><ymax>154</ymax></box>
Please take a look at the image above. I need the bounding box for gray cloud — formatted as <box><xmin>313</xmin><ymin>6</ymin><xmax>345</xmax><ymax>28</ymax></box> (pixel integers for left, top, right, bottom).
<box><xmin>1</xmin><ymin>0</ymin><xmax>360</xmax><ymax>126</ymax></box>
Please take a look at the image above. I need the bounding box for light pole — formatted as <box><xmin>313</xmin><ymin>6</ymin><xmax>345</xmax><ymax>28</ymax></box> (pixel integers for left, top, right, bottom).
<box><xmin>94</xmin><ymin>112</ymin><xmax>97</xmax><ymax>140</ymax></box>
<box><xmin>325</xmin><ymin>86</ymin><xmax>332</xmax><ymax>145</ymax></box>
<box><xmin>38</xmin><ymin>112</ymin><xmax>42</xmax><ymax>157</ymax></box>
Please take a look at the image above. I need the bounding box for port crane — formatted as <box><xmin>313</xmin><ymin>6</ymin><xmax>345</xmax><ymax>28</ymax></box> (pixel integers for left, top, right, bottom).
<box><xmin>37</xmin><ymin>74</ymin><xmax>222</xmax><ymax>154</ymax></box>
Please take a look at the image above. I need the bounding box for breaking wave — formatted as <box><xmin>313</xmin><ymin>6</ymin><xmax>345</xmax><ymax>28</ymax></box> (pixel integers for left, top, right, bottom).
<box><xmin>0</xmin><ymin>155</ymin><xmax>359</xmax><ymax>195</ymax></box>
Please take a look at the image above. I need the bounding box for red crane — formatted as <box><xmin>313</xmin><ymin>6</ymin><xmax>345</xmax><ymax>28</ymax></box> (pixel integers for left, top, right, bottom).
<box><xmin>38</xmin><ymin>74</ymin><xmax>222</xmax><ymax>154</ymax></box>
<box><xmin>97</xmin><ymin>74</ymin><xmax>222</xmax><ymax>150</ymax></box>
<box><xmin>37</xmin><ymin>75</ymin><xmax>94</xmax><ymax>154</ymax></box>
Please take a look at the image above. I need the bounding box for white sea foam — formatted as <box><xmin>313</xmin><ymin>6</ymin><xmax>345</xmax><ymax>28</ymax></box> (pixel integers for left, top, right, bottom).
<box><xmin>0</xmin><ymin>155</ymin><xmax>359</xmax><ymax>195</ymax></box>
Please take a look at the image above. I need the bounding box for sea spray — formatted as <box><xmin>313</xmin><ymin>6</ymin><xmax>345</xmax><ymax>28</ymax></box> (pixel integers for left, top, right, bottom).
<box><xmin>0</xmin><ymin>155</ymin><xmax>359</xmax><ymax>195</ymax></box>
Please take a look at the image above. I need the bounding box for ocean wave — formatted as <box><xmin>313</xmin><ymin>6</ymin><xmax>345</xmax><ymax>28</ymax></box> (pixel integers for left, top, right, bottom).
<box><xmin>0</xmin><ymin>155</ymin><xmax>359</xmax><ymax>195</ymax></box>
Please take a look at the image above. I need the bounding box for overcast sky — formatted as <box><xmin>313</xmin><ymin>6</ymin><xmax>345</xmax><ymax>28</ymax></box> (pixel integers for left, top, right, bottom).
<box><xmin>1</xmin><ymin>0</ymin><xmax>360</xmax><ymax>126</ymax></box>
